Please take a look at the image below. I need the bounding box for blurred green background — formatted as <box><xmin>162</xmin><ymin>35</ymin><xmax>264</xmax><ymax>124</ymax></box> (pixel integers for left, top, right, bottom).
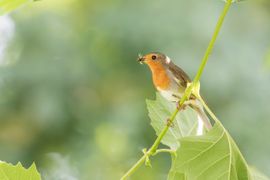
<box><xmin>0</xmin><ymin>0</ymin><xmax>270</xmax><ymax>179</ymax></box>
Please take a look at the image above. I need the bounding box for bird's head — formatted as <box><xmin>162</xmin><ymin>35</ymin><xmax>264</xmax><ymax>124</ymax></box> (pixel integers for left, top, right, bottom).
<box><xmin>137</xmin><ymin>52</ymin><xmax>172</xmax><ymax>72</ymax></box>
<box><xmin>138</xmin><ymin>52</ymin><xmax>171</xmax><ymax>64</ymax></box>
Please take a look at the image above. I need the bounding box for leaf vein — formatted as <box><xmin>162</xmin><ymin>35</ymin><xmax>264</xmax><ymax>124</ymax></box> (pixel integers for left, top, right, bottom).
<box><xmin>177</xmin><ymin>131</ymin><xmax>226</xmax><ymax>169</ymax></box>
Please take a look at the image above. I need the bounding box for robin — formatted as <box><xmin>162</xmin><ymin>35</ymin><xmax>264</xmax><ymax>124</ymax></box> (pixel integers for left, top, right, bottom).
<box><xmin>138</xmin><ymin>52</ymin><xmax>212</xmax><ymax>131</ymax></box>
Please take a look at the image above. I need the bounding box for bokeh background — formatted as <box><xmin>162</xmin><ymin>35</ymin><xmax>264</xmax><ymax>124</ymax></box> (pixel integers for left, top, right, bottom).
<box><xmin>0</xmin><ymin>0</ymin><xmax>270</xmax><ymax>179</ymax></box>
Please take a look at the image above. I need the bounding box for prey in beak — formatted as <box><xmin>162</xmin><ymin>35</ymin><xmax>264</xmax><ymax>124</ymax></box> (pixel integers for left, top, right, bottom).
<box><xmin>137</xmin><ymin>53</ymin><xmax>144</xmax><ymax>64</ymax></box>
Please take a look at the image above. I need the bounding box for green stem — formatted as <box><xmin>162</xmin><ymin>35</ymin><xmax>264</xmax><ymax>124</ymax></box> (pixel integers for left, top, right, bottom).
<box><xmin>120</xmin><ymin>155</ymin><xmax>147</xmax><ymax>180</ymax></box>
<box><xmin>149</xmin><ymin>85</ymin><xmax>192</xmax><ymax>154</ymax></box>
<box><xmin>193</xmin><ymin>0</ymin><xmax>232</xmax><ymax>84</ymax></box>
<box><xmin>121</xmin><ymin>0</ymin><xmax>233</xmax><ymax>179</ymax></box>
<box><xmin>121</xmin><ymin>148</ymin><xmax>176</xmax><ymax>180</ymax></box>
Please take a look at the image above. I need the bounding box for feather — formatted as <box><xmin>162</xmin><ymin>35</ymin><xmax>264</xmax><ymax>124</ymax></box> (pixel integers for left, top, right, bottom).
<box><xmin>167</xmin><ymin>62</ymin><xmax>191</xmax><ymax>87</ymax></box>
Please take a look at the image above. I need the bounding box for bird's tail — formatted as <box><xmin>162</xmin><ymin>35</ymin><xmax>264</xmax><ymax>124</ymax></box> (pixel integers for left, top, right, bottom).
<box><xmin>189</xmin><ymin>100</ymin><xmax>212</xmax><ymax>135</ymax></box>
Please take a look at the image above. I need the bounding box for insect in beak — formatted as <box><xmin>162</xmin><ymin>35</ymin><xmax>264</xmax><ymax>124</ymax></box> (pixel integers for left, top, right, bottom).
<box><xmin>137</xmin><ymin>53</ymin><xmax>144</xmax><ymax>64</ymax></box>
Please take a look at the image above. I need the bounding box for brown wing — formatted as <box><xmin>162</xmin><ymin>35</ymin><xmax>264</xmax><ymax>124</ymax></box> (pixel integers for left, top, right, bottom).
<box><xmin>168</xmin><ymin>62</ymin><xmax>191</xmax><ymax>87</ymax></box>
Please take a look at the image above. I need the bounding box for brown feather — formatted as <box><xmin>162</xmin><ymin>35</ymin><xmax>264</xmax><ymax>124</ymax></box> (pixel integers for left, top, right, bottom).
<box><xmin>167</xmin><ymin>62</ymin><xmax>191</xmax><ymax>87</ymax></box>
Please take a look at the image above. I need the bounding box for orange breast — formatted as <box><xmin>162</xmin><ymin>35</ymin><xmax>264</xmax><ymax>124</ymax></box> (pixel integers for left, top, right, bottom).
<box><xmin>146</xmin><ymin>61</ymin><xmax>170</xmax><ymax>90</ymax></box>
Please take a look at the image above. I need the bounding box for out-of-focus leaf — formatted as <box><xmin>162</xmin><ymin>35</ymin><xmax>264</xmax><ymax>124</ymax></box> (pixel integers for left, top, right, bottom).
<box><xmin>264</xmin><ymin>49</ymin><xmax>270</xmax><ymax>70</ymax></box>
<box><xmin>0</xmin><ymin>0</ymin><xmax>30</xmax><ymax>14</ymax></box>
<box><xmin>146</xmin><ymin>93</ymin><xmax>204</xmax><ymax>150</ymax></box>
<box><xmin>250</xmin><ymin>167</ymin><xmax>270</xmax><ymax>180</ymax></box>
<box><xmin>167</xmin><ymin>123</ymin><xmax>258</xmax><ymax>180</ymax></box>
<box><xmin>223</xmin><ymin>0</ymin><xmax>245</xmax><ymax>3</ymax></box>
<box><xmin>0</xmin><ymin>161</ymin><xmax>41</xmax><ymax>180</ymax></box>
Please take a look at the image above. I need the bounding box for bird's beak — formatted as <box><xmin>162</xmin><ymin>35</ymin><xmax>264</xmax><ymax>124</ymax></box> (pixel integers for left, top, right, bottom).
<box><xmin>137</xmin><ymin>54</ymin><xmax>145</xmax><ymax>64</ymax></box>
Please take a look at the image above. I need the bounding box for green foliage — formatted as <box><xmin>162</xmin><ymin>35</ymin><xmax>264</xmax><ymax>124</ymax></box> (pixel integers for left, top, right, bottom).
<box><xmin>0</xmin><ymin>161</ymin><xmax>41</xmax><ymax>180</ymax></box>
<box><xmin>147</xmin><ymin>94</ymin><xmax>269</xmax><ymax>180</ymax></box>
<box><xmin>0</xmin><ymin>0</ymin><xmax>30</xmax><ymax>14</ymax></box>
<box><xmin>146</xmin><ymin>93</ymin><xmax>204</xmax><ymax>150</ymax></box>
<box><xmin>168</xmin><ymin>123</ymin><xmax>249</xmax><ymax>179</ymax></box>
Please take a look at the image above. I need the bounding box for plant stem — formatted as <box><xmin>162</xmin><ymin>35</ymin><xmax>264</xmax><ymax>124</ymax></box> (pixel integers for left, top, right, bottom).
<box><xmin>193</xmin><ymin>0</ymin><xmax>232</xmax><ymax>84</ymax></box>
<box><xmin>148</xmin><ymin>85</ymin><xmax>192</xmax><ymax>153</ymax></box>
<box><xmin>121</xmin><ymin>0</ymin><xmax>232</xmax><ymax>179</ymax></box>
<box><xmin>121</xmin><ymin>155</ymin><xmax>147</xmax><ymax>180</ymax></box>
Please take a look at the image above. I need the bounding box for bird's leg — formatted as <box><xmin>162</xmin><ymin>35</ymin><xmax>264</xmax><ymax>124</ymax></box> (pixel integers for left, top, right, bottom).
<box><xmin>172</xmin><ymin>94</ymin><xmax>188</xmax><ymax>111</ymax></box>
<box><xmin>176</xmin><ymin>101</ymin><xmax>188</xmax><ymax>111</ymax></box>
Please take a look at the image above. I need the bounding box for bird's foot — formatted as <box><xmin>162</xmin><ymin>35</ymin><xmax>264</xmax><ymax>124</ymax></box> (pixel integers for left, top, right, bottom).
<box><xmin>166</xmin><ymin>118</ymin><xmax>175</xmax><ymax>128</ymax></box>
<box><xmin>176</xmin><ymin>101</ymin><xmax>187</xmax><ymax>111</ymax></box>
<box><xmin>176</xmin><ymin>99</ymin><xmax>197</xmax><ymax>111</ymax></box>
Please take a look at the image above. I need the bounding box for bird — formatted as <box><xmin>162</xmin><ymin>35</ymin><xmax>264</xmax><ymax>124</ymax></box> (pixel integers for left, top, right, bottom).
<box><xmin>138</xmin><ymin>52</ymin><xmax>212</xmax><ymax>131</ymax></box>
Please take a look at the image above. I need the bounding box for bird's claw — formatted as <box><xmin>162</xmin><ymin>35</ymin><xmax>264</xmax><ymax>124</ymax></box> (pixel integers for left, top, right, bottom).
<box><xmin>166</xmin><ymin>118</ymin><xmax>175</xmax><ymax>128</ymax></box>
<box><xmin>176</xmin><ymin>101</ymin><xmax>188</xmax><ymax>111</ymax></box>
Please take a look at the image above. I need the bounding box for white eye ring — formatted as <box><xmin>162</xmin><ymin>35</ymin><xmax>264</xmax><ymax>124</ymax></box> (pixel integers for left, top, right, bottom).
<box><xmin>165</xmin><ymin>56</ymin><xmax>171</xmax><ymax>64</ymax></box>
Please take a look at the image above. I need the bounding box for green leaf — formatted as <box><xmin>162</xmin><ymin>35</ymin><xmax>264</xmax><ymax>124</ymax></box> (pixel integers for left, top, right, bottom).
<box><xmin>167</xmin><ymin>154</ymin><xmax>185</xmax><ymax>180</ymax></box>
<box><xmin>147</xmin><ymin>94</ymin><xmax>268</xmax><ymax>180</ymax></box>
<box><xmin>0</xmin><ymin>161</ymin><xmax>41</xmax><ymax>180</ymax></box>
<box><xmin>167</xmin><ymin>122</ymin><xmax>269</xmax><ymax>180</ymax></box>
<box><xmin>146</xmin><ymin>93</ymin><xmax>204</xmax><ymax>150</ymax></box>
<box><xmin>0</xmin><ymin>0</ymin><xmax>31</xmax><ymax>14</ymax></box>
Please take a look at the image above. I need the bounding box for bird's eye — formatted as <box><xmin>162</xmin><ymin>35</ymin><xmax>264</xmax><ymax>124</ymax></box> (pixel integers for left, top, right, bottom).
<box><xmin>151</xmin><ymin>55</ymin><xmax>157</xmax><ymax>60</ymax></box>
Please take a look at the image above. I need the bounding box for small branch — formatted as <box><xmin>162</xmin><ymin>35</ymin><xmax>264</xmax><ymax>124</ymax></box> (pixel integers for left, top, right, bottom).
<box><xmin>121</xmin><ymin>0</ymin><xmax>233</xmax><ymax>179</ymax></box>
